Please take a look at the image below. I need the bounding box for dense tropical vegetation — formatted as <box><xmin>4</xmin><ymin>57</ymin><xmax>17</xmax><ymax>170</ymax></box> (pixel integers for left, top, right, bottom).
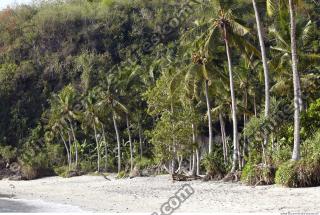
<box><xmin>0</xmin><ymin>0</ymin><xmax>319</xmax><ymax>187</ymax></box>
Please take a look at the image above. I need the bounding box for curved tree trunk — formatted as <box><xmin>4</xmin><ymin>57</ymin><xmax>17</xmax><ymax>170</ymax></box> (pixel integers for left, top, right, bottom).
<box><xmin>113</xmin><ymin>112</ymin><xmax>122</xmax><ymax>173</ymax></box>
<box><xmin>69</xmin><ymin>122</ymin><xmax>78</xmax><ymax>169</ymax></box>
<box><xmin>252</xmin><ymin>0</ymin><xmax>270</xmax><ymax>152</ymax></box>
<box><xmin>59</xmin><ymin>130</ymin><xmax>71</xmax><ymax>171</ymax></box>
<box><xmin>289</xmin><ymin>0</ymin><xmax>301</xmax><ymax>161</ymax></box>
<box><xmin>126</xmin><ymin>114</ymin><xmax>134</xmax><ymax>172</ymax></box>
<box><xmin>224</xmin><ymin>24</ymin><xmax>239</xmax><ymax>173</ymax></box>
<box><xmin>205</xmin><ymin>79</ymin><xmax>213</xmax><ymax>154</ymax></box>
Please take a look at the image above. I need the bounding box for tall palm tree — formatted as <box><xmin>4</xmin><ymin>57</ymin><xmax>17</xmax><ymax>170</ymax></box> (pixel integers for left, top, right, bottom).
<box><xmin>289</xmin><ymin>0</ymin><xmax>301</xmax><ymax>161</ymax></box>
<box><xmin>96</xmin><ymin>87</ymin><xmax>128</xmax><ymax>173</ymax></box>
<box><xmin>252</xmin><ymin>0</ymin><xmax>270</xmax><ymax>148</ymax></box>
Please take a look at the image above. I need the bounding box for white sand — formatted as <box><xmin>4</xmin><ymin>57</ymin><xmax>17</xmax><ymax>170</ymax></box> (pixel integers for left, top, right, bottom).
<box><xmin>0</xmin><ymin>175</ymin><xmax>320</xmax><ymax>213</ymax></box>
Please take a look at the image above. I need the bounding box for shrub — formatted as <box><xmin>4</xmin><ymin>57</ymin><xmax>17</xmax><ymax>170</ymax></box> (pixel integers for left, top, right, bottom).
<box><xmin>21</xmin><ymin>165</ymin><xmax>38</xmax><ymax>180</ymax></box>
<box><xmin>134</xmin><ymin>157</ymin><xmax>154</xmax><ymax>169</ymax></box>
<box><xmin>80</xmin><ymin>160</ymin><xmax>95</xmax><ymax>173</ymax></box>
<box><xmin>275</xmin><ymin>161</ymin><xmax>297</xmax><ymax>187</ymax></box>
<box><xmin>271</xmin><ymin>145</ymin><xmax>292</xmax><ymax>166</ymax></box>
<box><xmin>53</xmin><ymin>165</ymin><xmax>70</xmax><ymax>177</ymax></box>
<box><xmin>241</xmin><ymin>162</ymin><xmax>275</xmax><ymax>185</ymax></box>
<box><xmin>202</xmin><ymin>151</ymin><xmax>226</xmax><ymax>179</ymax></box>
<box><xmin>116</xmin><ymin>170</ymin><xmax>128</xmax><ymax>179</ymax></box>
<box><xmin>0</xmin><ymin>145</ymin><xmax>17</xmax><ymax>163</ymax></box>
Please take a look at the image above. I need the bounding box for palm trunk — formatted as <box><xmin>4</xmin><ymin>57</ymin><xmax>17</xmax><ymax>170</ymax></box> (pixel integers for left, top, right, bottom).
<box><xmin>224</xmin><ymin>24</ymin><xmax>239</xmax><ymax>173</ymax></box>
<box><xmin>219</xmin><ymin>113</ymin><xmax>227</xmax><ymax>164</ymax></box>
<box><xmin>93</xmin><ymin>123</ymin><xmax>100</xmax><ymax>173</ymax></box>
<box><xmin>67</xmin><ymin>132</ymin><xmax>73</xmax><ymax>165</ymax></box>
<box><xmin>138</xmin><ymin>121</ymin><xmax>143</xmax><ymax>158</ymax></box>
<box><xmin>69</xmin><ymin>122</ymin><xmax>78</xmax><ymax>169</ymax></box>
<box><xmin>126</xmin><ymin>114</ymin><xmax>134</xmax><ymax>172</ymax></box>
<box><xmin>252</xmin><ymin>0</ymin><xmax>270</xmax><ymax>151</ymax></box>
<box><xmin>205</xmin><ymin>79</ymin><xmax>213</xmax><ymax>154</ymax></box>
<box><xmin>59</xmin><ymin>130</ymin><xmax>71</xmax><ymax>171</ymax></box>
<box><xmin>289</xmin><ymin>0</ymin><xmax>301</xmax><ymax>161</ymax></box>
<box><xmin>196</xmin><ymin>148</ymin><xmax>200</xmax><ymax>175</ymax></box>
<box><xmin>113</xmin><ymin>112</ymin><xmax>122</xmax><ymax>173</ymax></box>
<box><xmin>242</xmin><ymin>90</ymin><xmax>248</xmax><ymax>167</ymax></box>
<box><xmin>101</xmin><ymin>124</ymin><xmax>108</xmax><ymax>171</ymax></box>
<box><xmin>191</xmin><ymin>123</ymin><xmax>197</xmax><ymax>176</ymax></box>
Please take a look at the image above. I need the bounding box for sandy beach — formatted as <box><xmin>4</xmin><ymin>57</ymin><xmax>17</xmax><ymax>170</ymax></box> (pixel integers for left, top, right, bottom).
<box><xmin>0</xmin><ymin>175</ymin><xmax>320</xmax><ymax>213</ymax></box>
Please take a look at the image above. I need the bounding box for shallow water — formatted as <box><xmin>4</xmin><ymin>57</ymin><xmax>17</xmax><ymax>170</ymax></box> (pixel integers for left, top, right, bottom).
<box><xmin>0</xmin><ymin>198</ymin><xmax>83</xmax><ymax>212</ymax></box>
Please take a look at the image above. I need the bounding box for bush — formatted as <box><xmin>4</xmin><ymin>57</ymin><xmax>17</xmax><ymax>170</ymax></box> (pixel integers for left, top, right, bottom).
<box><xmin>0</xmin><ymin>145</ymin><xmax>17</xmax><ymax>163</ymax></box>
<box><xmin>21</xmin><ymin>165</ymin><xmax>38</xmax><ymax>180</ymax></box>
<box><xmin>275</xmin><ymin>161</ymin><xmax>297</xmax><ymax>187</ymax></box>
<box><xmin>134</xmin><ymin>157</ymin><xmax>154</xmax><ymax>169</ymax></box>
<box><xmin>275</xmin><ymin>159</ymin><xmax>320</xmax><ymax>188</ymax></box>
<box><xmin>271</xmin><ymin>145</ymin><xmax>292</xmax><ymax>166</ymax></box>
<box><xmin>241</xmin><ymin>162</ymin><xmax>275</xmax><ymax>185</ymax></box>
<box><xmin>53</xmin><ymin>165</ymin><xmax>70</xmax><ymax>177</ymax></box>
<box><xmin>202</xmin><ymin>151</ymin><xmax>226</xmax><ymax>180</ymax></box>
<box><xmin>79</xmin><ymin>160</ymin><xmax>97</xmax><ymax>173</ymax></box>
<box><xmin>116</xmin><ymin>170</ymin><xmax>128</xmax><ymax>179</ymax></box>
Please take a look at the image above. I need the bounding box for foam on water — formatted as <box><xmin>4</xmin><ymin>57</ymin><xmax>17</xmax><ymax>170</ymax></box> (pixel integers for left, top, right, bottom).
<box><xmin>0</xmin><ymin>197</ymin><xmax>84</xmax><ymax>212</ymax></box>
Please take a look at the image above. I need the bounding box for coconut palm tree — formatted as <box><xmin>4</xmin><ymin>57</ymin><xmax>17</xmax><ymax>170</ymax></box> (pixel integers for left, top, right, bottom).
<box><xmin>252</xmin><ymin>0</ymin><xmax>270</xmax><ymax>148</ymax></box>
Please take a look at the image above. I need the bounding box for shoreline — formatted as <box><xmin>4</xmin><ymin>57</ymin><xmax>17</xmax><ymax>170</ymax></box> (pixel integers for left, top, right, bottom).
<box><xmin>0</xmin><ymin>175</ymin><xmax>320</xmax><ymax>213</ymax></box>
<box><xmin>0</xmin><ymin>197</ymin><xmax>83</xmax><ymax>213</ymax></box>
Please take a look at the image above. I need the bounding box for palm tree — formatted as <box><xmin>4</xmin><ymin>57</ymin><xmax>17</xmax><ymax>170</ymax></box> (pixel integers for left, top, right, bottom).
<box><xmin>252</xmin><ymin>0</ymin><xmax>270</xmax><ymax>148</ymax></box>
<box><xmin>289</xmin><ymin>0</ymin><xmax>301</xmax><ymax>161</ymax></box>
<box><xmin>96</xmin><ymin>87</ymin><xmax>128</xmax><ymax>173</ymax></box>
<box><xmin>51</xmin><ymin>85</ymin><xmax>80</xmax><ymax>169</ymax></box>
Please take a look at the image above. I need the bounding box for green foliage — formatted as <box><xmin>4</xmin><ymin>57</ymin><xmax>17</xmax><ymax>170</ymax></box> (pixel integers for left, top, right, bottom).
<box><xmin>116</xmin><ymin>170</ymin><xmax>128</xmax><ymax>179</ymax></box>
<box><xmin>134</xmin><ymin>156</ymin><xmax>154</xmax><ymax>169</ymax></box>
<box><xmin>202</xmin><ymin>150</ymin><xmax>226</xmax><ymax>178</ymax></box>
<box><xmin>275</xmin><ymin>161</ymin><xmax>297</xmax><ymax>187</ymax></box>
<box><xmin>301</xmin><ymin>99</ymin><xmax>320</xmax><ymax>137</ymax></box>
<box><xmin>0</xmin><ymin>145</ymin><xmax>17</xmax><ymax>163</ymax></box>
<box><xmin>241</xmin><ymin>162</ymin><xmax>275</xmax><ymax>185</ymax></box>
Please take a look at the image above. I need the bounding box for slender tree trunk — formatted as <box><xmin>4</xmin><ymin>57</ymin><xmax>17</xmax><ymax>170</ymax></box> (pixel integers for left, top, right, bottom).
<box><xmin>224</xmin><ymin>24</ymin><xmax>239</xmax><ymax>173</ymax></box>
<box><xmin>219</xmin><ymin>113</ymin><xmax>227</xmax><ymax>164</ymax></box>
<box><xmin>191</xmin><ymin>123</ymin><xmax>197</xmax><ymax>176</ymax></box>
<box><xmin>102</xmin><ymin>124</ymin><xmax>108</xmax><ymax>171</ymax></box>
<box><xmin>126</xmin><ymin>114</ymin><xmax>134</xmax><ymax>172</ymax></box>
<box><xmin>196</xmin><ymin>148</ymin><xmax>200</xmax><ymax>175</ymax></box>
<box><xmin>289</xmin><ymin>0</ymin><xmax>301</xmax><ymax>161</ymax></box>
<box><xmin>69</xmin><ymin>122</ymin><xmax>78</xmax><ymax>169</ymax></box>
<box><xmin>67</xmin><ymin>132</ymin><xmax>73</xmax><ymax>165</ymax></box>
<box><xmin>93</xmin><ymin>123</ymin><xmax>100</xmax><ymax>173</ymax></box>
<box><xmin>59</xmin><ymin>130</ymin><xmax>71</xmax><ymax>171</ymax></box>
<box><xmin>242</xmin><ymin>90</ymin><xmax>248</xmax><ymax>167</ymax></box>
<box><xmin>252</xmin><ymin>0</ymin><xmax>270</xmax><ymax>152</ymax></box>
<box><xmin>113</xmin><ymin>112</ymin><xmax>122</xmax><ymax>173</ymax></box>
<box><xmin>138</xmin><ymin>121</ymin><xmax>143</xmax><ymax>158</ymax></box>
<box><xmin>205</xmin><ymin>79</ymin><xmax>213</xmax><ymax>154</ymax></box>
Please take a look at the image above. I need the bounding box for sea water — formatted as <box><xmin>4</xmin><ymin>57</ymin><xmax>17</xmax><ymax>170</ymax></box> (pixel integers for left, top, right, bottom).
<box><xmin>0</xmin><ymin>198</ymin><xmax>83</xmax><ymax>212</ymax></box>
